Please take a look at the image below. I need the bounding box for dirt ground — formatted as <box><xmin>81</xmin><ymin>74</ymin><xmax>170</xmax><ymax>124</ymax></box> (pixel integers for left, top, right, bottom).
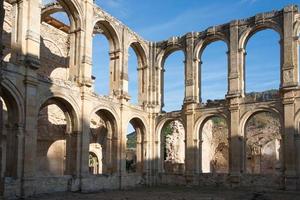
<box><xmin>26</xmin><ymin>186</ymin><xmax>300</xmax><ymax>200</ymax></box>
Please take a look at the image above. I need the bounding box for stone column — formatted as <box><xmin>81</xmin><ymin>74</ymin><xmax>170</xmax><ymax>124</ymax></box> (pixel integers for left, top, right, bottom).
<box><xmin>119</xmin><ymin>47</ymin><xmax>130</xmax><ymax>100</ymax></box>
<box><xmin>8</xmin><ymin>0</ymin><xmax>41</xmax><ymax>197</ymax></box>
<box><xmin>281</xmin><ymin>5</ymin><xmax>298</xmax><ymax>189</ymax></box>
<box><xmin>79</xmin><ymin>0</ymin><xmax>94</xmax><ymax>87</ymax></box>
<box><xmin>137</xmin><ymin>64</ymin><xmax>148</xmax><ymax>105</ymax></box>
<box><xmin>182</xmin><ymin>33</ymin><xmax>198</xmax><ymax>176</ymax></box>
<box><xmin>281</xmin><ymin>5</ymin><xmax>298</xmax><ymax>89</ymax></box>
<box><xmin>10</xmin><ymin>0</ymin><xmax>41</xmax><ymax>66</ymax></box>
<box><xmin>184</xmin><ymin>32</ymin><xmax>198</xmax><ymax>104</ymax></box>
<box><xmin>227</xmin><ymin>20</ymin><xmax>243</xmax><ymax>184</ymax></box>
<box><xmin>22</xmin><ymin>76</ymin><xmax>39</xmax><ymax>197</ymax></box>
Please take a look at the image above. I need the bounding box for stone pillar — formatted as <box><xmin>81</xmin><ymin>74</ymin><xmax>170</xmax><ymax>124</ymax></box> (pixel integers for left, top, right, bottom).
<box><xmin>8</xmin><ymin>0</ymin><xmax>41</xmax><ymax>197</ymax></box>
<box><xmin>184</xmin><ymin>32</ymin><xmax>199</xmax><ymax>104</ymax></box>
<box><xmin>281</xmin><ymin>5</ymin><xmax>299</xmax><ymax>189</ymax></box>
<box><xmin>69</xmin><ymin>29</ymin><xmax>84</xmax><ymax>82</ymax></box>
<box><xmin>5</xmin><ymin>125</ymin><xmax>22</xmax><ymax>178</ymax></box>
<box><xmin>281</xmin><ymin>5</ymin><xmax>298</xmax><ymax>89</ymax></box>
<box><xmin>227</xmin><ymin>20</ymin><xmax>243</xmax><ymax>185</ymax></box>
<box><xmin>282</xmin><ymin>96</ymin><xmax>297</xmax><ymax>189</ymax></box>
<box><xmin>137</xmin><ymin>64</ymin><xmax>148</xmax><ymax>105</ymax></box>
<box><xmin>183</xmin><ymin>107</ymin><xmax>197</xmax><ymax>175</ymax></box>
<box><xmin>228</xmin><ymin>20</ymin><xmax>243</xmax><ymax>97</ymax></box>
<box><xmin>79</xmin><ymin>0</ymin><xmax>94</xmax><ymax>87</ymax></box>
<box><xmin>23</xmin><ymin>76</ymin><xmax>39</xmax><ymax>197</ymax></box>
<box><xmin>182</xmin><ymin>33</ymin><xmax>198</xmax><ymax>176</ymax></box>
<box><xmin>120</xmin><ymin>47</ymin><xmax>130</xmax><ymax>99</ymax></box>
<box><xmin>10</xmin><ymin>0</ymin><xmax>41</xmax><ymax>66</ymax></box>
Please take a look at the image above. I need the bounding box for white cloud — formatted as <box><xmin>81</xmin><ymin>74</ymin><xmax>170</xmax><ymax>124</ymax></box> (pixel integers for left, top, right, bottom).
<box><xmin>240</xmin><ymin>0</ymin><xmax>258</xmax><ymax>4</ymax></box>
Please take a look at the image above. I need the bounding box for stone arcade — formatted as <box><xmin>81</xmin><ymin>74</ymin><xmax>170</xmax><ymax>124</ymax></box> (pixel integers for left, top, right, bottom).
<box><xmin>1</xmin><ymin>0</ymin><xmax>300</xmax><ymax>198</ymax></box>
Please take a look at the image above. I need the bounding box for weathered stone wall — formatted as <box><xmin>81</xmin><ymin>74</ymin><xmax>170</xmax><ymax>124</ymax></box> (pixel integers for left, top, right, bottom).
<box><xmin>202</xmin><ymin>118</ymin><xmax>229</xmax><ymax>173</ymax></box>
<box><xmin>245</xmin><ymin>112</ymin><xmax>281</xmax><ymax>174</ymax></box>
<box><xmin>1</xmin><ymin>0</ymin><xmax>300</xmax><ymax>198</ymax></box>
<box><xmin>39</xmin><ymin>22</ymin><xmax>70</xmax><ymax>80</ymax></box>
<box><xmin>37</xmin><ymin>105</ymin><xmax>67</xmax><ymax>177</ymax></box>
<box><xmin>2</xmin><ymin>2</ymin><xmax>12</xmax><ymax>62</ymax></box>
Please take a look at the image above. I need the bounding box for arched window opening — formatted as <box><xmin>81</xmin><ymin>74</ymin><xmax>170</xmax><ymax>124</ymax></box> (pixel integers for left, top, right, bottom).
<box><xmin>245</xmin><ymin>112</ymin><xmax>282</xmax><ymax>174</ymax></box>
<box><xmin>161</xmin><ymin>120</ymin><xmax>185</xmax><ymax>174</ymax></box>
<box><xmin>245</xmin><ymin>30</ymin><xmax>280</xmax><ymax>98</ymax></box>
<box><xmin>89</xmin><ymin>110</ymin><xmax>118</xmax><ymax>175</ymax></box>
<box><xmin>37</xmin><ymin>104</ymin><xmax>68</xmax><ymax>176</ymax></box>
<box><xmin>92</xmin><ymin>34</ymin><xmax>110</xmax><ymax>95</ymax></box>
<box><xmin>201</xmin><ymin>116</ymin><xmax>229</xmax><ymax>173</ymax></box>
<box><xmin>126</xmin><ymin>123</ymin><xmax>136</xmax><ymax>173</ymax></box>
<box><xmin>128</xmin><ymin>46</ymin><xmax>139</xmax><ymax>105</ymax></box>
<box><xmin>92</xmin><ymin>21</ymin><xmax>119</xmax><ymax>97</ymax></box>
<box><xmin>0</xmin><ymin>89</ymin><xmax>20</xmax><ymax>178</ymax></box>
<box><xmin>89</xmin><ymin>152</ymin><xmax>99</xmax><ymax>175</ymax></box>
<box><xmin>200</xmin><ymin>41</ymin><xmax>228</xmax><ymax>103</ymax></box>
<box><xmin>126</xmin><ymin>118</ymin><xmax>145</xmax><ymax>174</ymax></box>
<box><xmin>40</xmin><ymin>0</ymin><xmax>72</xmax><ymax>80</ymax></box>
<box><xmin>163</xmin><ymin>51</ymin><xmax>185</xmax><ymax>112</ymax></box>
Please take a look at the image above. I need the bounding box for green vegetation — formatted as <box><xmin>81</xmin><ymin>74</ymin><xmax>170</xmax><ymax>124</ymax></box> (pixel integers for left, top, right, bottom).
<box><xmin>127</xmin><ymin>132</ymin><xmax>136</xmax><ymax>149</ymax></box>
<box><xmin>162</xmin><ymin>123</ymin><xmax>172</xmax><ymax>139</ymax></box>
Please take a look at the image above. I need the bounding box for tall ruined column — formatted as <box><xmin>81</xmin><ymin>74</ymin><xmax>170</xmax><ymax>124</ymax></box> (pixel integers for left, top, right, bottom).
<box><xmin>79</xmin><ymin>0</ymin><xmax>94</xmax><ymax>183</ymax></box>
<box><xmin>281</xmin><ymin>5</ymin><xmax>299</xmax><ymax>189</ymax></box>
<box><xmin>7</xmin><ymin>0</ymin><xmax>41</xmax><ymax>197</ymax></box>
<box><xmin>183</xmin><ymin>33</ymin><xmax>198</xmax><ymax>175</ymax></box>
<box><xmin>227</xmin><ymin>20</ymin><xmax>243</xmax><ymax>183</ymax></box>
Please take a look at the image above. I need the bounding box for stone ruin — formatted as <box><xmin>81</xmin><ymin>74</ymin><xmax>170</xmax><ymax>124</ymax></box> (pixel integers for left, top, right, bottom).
<box><xmin>1</xmin><ymin>0</ymin><xmax>300</xmax><ymax>198</ymax></box>
<box><xmin>165</xmin><ymin>120</ymin><xmax>185</xmax><ymax>164</ymax></box>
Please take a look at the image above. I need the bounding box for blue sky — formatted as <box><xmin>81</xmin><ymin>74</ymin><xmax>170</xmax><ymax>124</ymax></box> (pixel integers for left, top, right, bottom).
<box><xmin>43</xmin><ymin>0</ymin><xmax>300</xmax><ymax>112</ymax></box>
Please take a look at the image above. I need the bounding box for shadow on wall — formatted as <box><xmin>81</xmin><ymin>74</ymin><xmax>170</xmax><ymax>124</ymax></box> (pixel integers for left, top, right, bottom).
<box><xmin>36</xmin><ymin>105</ymin><xmax>67</xmax><ymax>177</ymax></box>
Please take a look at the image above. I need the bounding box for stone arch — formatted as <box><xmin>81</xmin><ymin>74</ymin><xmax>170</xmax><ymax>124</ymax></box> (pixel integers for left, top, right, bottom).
<box><xmin>195</xmin><ymin>112</ymin><xmax>229</xmax><ymax>140</ymax></box>
<box><xmin>93</xmin><ymin>19</ymin><xmax>121</xmax><ymax>52</ymax></box>
<box><xmin>37</xmin><ymin>95</ymin><xmax>80</xmax><ymax>177</ymax></box>
<box><xmin>194</xmin><ymin>33</ymin><xmax>229</xmax><ymax>60</ymax></box>
<box><xmin>241</xmin><ymin>108</ymin><xmax>283</xmax><ymax>174</ymax></box>
<box><xmin>157</xmin><ymin>44</ymin><xmax>186</xmax><ymax>69</ymax></box>
<box><xmin>194</xmin><ymin>35</ymin><xmax>229</xmax><ymax>102</ymax></box>
<box><xmin>89</xmin><ymin>108</ymin><xmax>119</xmax><ymax>174</ymax></box>
<box><xmin>240</xmin><ymin>107</ymin><xmax>283</xmax><ymax>135</ymax></box>
<box><xmin>0</xmin><ymin>80</ymin><xmax>24</xmax><ymax>178</ymax></box>
<box><xmin>239</xmin><ymin>22</ymin><xmax>283</xmax><ymax>50</ymax></box>
<box><xmin>92</xmin><ymin>19</ymin><xmax>121</xmax><ymax>96</ymax></box>
<box><xmin>156</xmin><ymin>117</ymin><xmax>186</xmax><ymax>173</ymax></box>
<box><xmin>129</xmin><ymin>41</ymin><xmax>148</xmax><ymax>68</ymax></box>
<box><xmin>294</xmin><ymin>20</ymin><xmax>300</xmax><ymax>85</ymax></box>
<box><xmin>89</xmin><ymin>105</ymin><xmax>120</xmax><ymax>126</ymax></box>
<box><xmin>126</xmin><ymin>117</ymin><xmax>147</xmax><ymax>173</ymax></box>
<box><xmin>127</xmin><ymin>41</ymin><xmax>148</xmax><ymax>104</ymax></box>
<box><xmin>240</xmin><ymin>23</ymin><xmax>282</xmax><ymax>94</ymax></box>
<box><xmin>41</xmin><ymin>0</ymin><xmax>83</xmax><ymax>30</ymax></box>
<box><xmin>157</xmin><ymin>43</ymin><xmax>186</xmax><ymax>111</ymax></box>
<box><xmin>195</xmin><ymin>113</ymin><xmax>229</xmax><ymax>173</ymax></box>
<box><xmin>38</xmin><ymin>92</ymin><xmax>80</xmax><ymax>132</ymax></box>
<box><xmin>1</xmin><ymin>79</ymin><xmax>24</xmax><ymax>125</ymax></box>
<box><xmin>40</xmin><ymin>0</ymin><xmax>83</xmax><ymax>80</ymax></box>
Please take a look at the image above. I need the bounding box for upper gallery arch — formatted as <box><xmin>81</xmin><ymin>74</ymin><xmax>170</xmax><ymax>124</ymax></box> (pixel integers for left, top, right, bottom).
<box><xmin>41</xmin><ymin>0</ymin><xmax>83</xmax><ymax>31</ymax></box>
